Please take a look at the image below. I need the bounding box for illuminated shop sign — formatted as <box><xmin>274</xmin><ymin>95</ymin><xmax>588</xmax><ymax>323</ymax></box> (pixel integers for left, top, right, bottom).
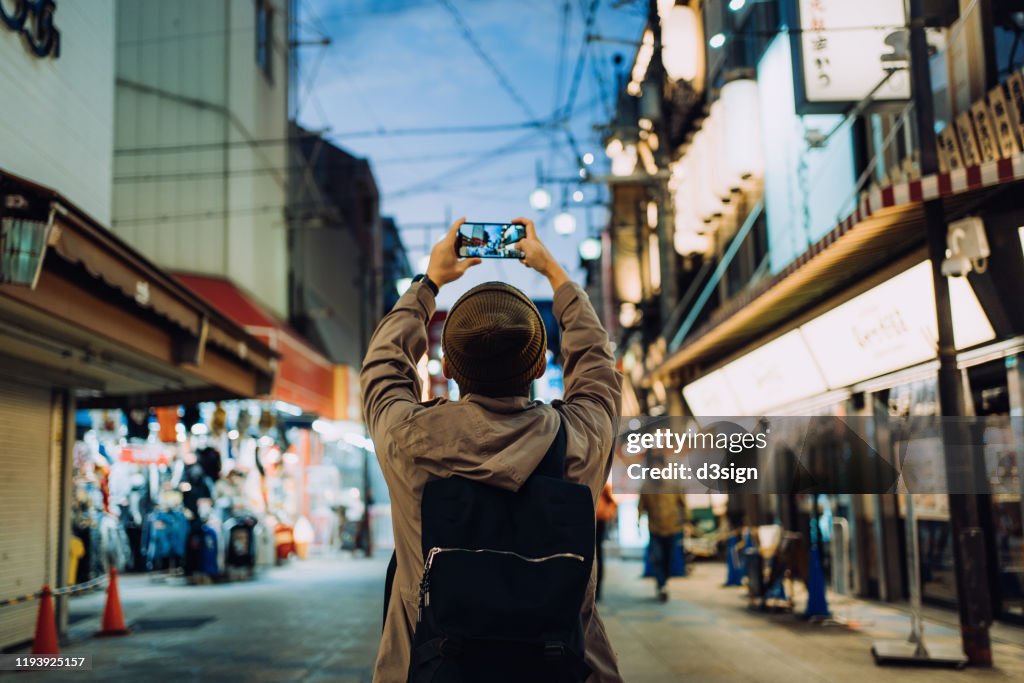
<box><xmin>1</xmin><ymin>0</ymin><xmax>60</xmax><ymax>59</ymax></box>
<box><xmin>682</xmin><ymin>261</ymin><xmax>995</xmax><ymax>416</ymax></box>
<box><xmin>791</xmin><ymin>0</ymin><xmax>908</xmax><ymax>114</ymax></box>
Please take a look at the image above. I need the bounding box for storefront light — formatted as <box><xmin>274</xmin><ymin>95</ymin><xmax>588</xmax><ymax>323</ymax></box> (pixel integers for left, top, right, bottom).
<box><xmin>709</xmin><ymin>32</ymin><xmax>726</xmax><ymax>49</ymax></box>
<box><xmin>273</xmin><ymin>400</ymin><xmax>303</xmax><ymax>417</ymax></box>
<box><xmin>728</xmin><ymin>0</ymin><xmax>747</xmax><ymax>10</ymax></box>
<box><xmin>582</xmin><ymin>152</ymin><xmax>595</xmax><ymax>165</ymax></box>
<box><xmin>190</xmin><ymin>423</ymin><xmax>208</xmax><ymax>436</ymax></box>
<box><xmin>427</xmin><ymin>358</ymin><xmax>442</xmax><ymax>376</ymax></box>
<box><xmin>629</xmin><ymin>30</ymin><xmax>655</xmax><ymax>95</ymax></box>
<box><xmin>605</xmin><ymin>138</ymin><xmax>638</xmax><ymax>177</ymax></box>
<box><xmin>572</xmin><ymin>189</ymin><xmax>584</xmax><ymax>203</ymax></box>
<box><xmin>0</xmin><ymin>191</ymin><xmax>57</xmax><ymax>289</ymax></box>
<box><xmin>228</xmin><ymin>429</ymin><xmax>240</xmax><ymax>440</ymax></box>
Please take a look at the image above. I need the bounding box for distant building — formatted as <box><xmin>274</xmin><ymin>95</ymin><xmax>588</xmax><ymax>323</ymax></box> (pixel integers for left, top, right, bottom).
<box><xmin>0</xmin><ymin>1</ymin><xmax>273</xmax><ymax>649</ymax></box>
<box><xmin>288</xmin><ymin>125</ymin><xmax>410</xmax><ymax>367</ymax></box>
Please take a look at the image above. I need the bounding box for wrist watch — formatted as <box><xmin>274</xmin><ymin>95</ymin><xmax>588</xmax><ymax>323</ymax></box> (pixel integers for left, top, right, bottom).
<box><xmin>411</xmin><ymin>273</ymin><xmax>439</xmax><ymax>296</ymax></box>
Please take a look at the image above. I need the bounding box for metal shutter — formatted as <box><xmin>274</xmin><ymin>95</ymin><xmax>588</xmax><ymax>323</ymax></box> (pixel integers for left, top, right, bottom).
<box><xmin>0</xmin><ymin>379</ymin><xmax>54</xmax><ymax>650</ymax></box>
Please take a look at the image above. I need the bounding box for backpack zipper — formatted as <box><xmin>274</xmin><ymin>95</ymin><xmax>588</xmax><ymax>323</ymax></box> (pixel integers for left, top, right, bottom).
<box><xmin>416</xmin><ymin>547</ymin><xmax>585</xmax><ymax>623</ymax></box>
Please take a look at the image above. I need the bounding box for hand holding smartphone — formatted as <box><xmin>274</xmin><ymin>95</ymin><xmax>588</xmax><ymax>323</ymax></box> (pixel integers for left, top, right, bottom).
<box><xmin>456</xmin><ymin>222</ymin><xmax>526</xmax><ymax>259</ymax></box>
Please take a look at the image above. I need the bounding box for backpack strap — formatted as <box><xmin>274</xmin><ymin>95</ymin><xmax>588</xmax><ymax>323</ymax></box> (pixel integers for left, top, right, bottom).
<box><xmin>531</xmin><ymin>416</ymin><xmax>567</xmax><ymax>480</ymax></box>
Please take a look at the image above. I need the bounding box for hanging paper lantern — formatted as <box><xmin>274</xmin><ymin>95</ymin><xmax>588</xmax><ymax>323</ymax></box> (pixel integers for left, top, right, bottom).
<box><xmin>707</xmin><ymin>100</ymin><xmax>736</xmax><ymax>200</ymax></box>
<box><xmin>721</xmin><ymin>78</ymin><xmax>765</xmax><ymax>181</ymax></box>
<box><xmin>661</xmin><ymin>4</ymin><xmax>703</xmax><ymax>83</ymax></box>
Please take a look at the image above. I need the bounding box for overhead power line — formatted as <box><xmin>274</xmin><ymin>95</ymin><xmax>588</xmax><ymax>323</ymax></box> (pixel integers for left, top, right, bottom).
<box><xmin>436</xmin><ymin>0</ymin><xmax>539</xmax><ymax>121</ymax></box>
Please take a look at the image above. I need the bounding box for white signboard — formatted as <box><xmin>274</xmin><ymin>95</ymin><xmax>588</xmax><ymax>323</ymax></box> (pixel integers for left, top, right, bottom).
<box><xmin>796</xmin><ymin>0</ymin><xmax>909</xmax><ymax>108</ymax></box>
<box><xmin>800</xmin><ymin>261</ymin><xmax>995</xmax><ymax>389</ymax></box>
<box><xmin>682</xmin><ymin>369</ymin><xmax>743</xmax><ymax>416</ymax></box>
<box><xmin>719</xmin><ymin>330</ymin><xmax>829</xmax><ymax>415</ymax></box>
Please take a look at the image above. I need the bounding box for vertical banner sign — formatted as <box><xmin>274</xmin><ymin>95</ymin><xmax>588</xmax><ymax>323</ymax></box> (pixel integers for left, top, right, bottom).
<box><xmin>987</xmin><ymin>84</ymin><xmax>1022</xmax><ymax>159</ymax></box>
<box><xmin>1007</xmin><ymin>71</ymin><xmax>1024</xmax><ymax>145</ymax></box>
<box><xmin>970</xmin><ymin>100</ymin><xmax>998</xmax><ymax>162</ymax></box>
<box><xmin>792</xmin><ymin>0</ymin><xmax>909</xmax><ymax>114</ymax></box>
<box><xmin>955</xmin><ymin>110</ymin><xmax>982</xmax><ymax>167</ymax></box>
<box><xmin>937</xmin><ymin>125</ymin><xmax>965</xmax><ymax>173</ymax></box>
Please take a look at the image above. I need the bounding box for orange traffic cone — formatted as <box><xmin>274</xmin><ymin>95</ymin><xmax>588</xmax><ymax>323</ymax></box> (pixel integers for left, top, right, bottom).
<box><xmin>96</xmin><ymin>567</ymin><xmax>130</xmax><ymax>637</ymax></box>
<box><xmin>32</xmin><ymin>586</ymin><xmax>59</xmax><ymax>654</ymax></box>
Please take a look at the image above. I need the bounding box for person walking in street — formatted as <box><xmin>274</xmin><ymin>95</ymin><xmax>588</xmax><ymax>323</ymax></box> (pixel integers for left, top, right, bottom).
<box><xmin>595</xmin><ymin>483</ymin><xmax>617</xmax><ymax>601</ymax></box>
<box><xmin>361</xmin><ymin>217</ymin><xmax>624</xmax><ymax>682</ymax></box>
<box><xmin>639</xmin><ymin>487</ymin><xmax>689</xmax><ymax>602</ymax></box>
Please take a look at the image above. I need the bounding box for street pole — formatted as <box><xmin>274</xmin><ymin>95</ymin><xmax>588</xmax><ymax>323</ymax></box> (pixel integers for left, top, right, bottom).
<box><xmin>908</xmin><ymin>0</ymin><xmax>992</xmax><ymax>665</ymax></box>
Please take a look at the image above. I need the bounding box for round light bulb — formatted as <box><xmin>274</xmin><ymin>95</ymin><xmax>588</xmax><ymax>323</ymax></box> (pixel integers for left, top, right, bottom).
<box><xmin>529</xmin><ymin>188</ymin><xmax>552</xmax><ymax>211</ymax></box>
<box><xmin>582</xmin><ymin>152</ymin><xmax>595</xmax><ymax>165</ymax></box>
<box><xmin>579</xmin><ymin>237</ymin><xmax>602</xmax><ymax>261</ymax></box>
<box><xmin>572</xmin><ymin>190</ymin><xmax>584</xmax><ymax>203</ymax></box>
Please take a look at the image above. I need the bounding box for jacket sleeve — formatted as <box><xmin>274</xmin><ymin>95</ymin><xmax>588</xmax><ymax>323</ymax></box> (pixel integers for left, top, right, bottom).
<box><xmin>552</xmin><ymin>282</ymin><xmax>623</xmax><ymax>491</ymax></box>
<box><xmin>359</xmin><ymin>282</ymin><xmax>436</xmax><ymax>452</ymax></box>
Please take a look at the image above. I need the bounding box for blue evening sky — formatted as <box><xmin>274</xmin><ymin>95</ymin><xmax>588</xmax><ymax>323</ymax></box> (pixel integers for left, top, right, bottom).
<box><xmin>295</xmin><ymin>0</ymin><xmax>646</xmax><ymax>308</ymax></box>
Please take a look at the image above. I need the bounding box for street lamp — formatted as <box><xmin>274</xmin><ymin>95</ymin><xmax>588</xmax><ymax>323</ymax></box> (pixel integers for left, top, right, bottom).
<box><xmin>0</xmin><ymin>189</ymin><xmax>57</xmax><ymax>289</ymax></box>
<box><xmin>554</xmin><ymin>211</ymin><xmax>577</xmax><ymax>235</ymax></box>
<box><xmin>579</xmin><ymin>237</ymin><xmax>602</xmax><ymax>261</ymax></box>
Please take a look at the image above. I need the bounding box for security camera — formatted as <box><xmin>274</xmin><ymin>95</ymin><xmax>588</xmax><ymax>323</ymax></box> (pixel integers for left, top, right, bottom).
<box><xmin>941</xmin><ymin>217</ymin><xmax>990</xmax><ymax>278</ymax></box>
<box><xmin>941</xmin><ymin>254</ymin><xmax>972</xmax><ymax>278</ymax></box>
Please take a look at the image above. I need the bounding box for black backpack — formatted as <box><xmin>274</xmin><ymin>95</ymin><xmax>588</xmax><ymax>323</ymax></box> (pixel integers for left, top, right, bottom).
<box><xmin>406</xmin><ymin>421</ymin><xmax>595</xmax><ymax>683</ymax></box>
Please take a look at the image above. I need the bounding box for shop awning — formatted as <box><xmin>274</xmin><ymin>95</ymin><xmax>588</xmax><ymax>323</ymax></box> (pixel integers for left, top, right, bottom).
<box><xmin>649</xmin><ymin>155</ymin><xmax>1024</xmax><ymax>385</ymax></box>
<box><xmin>173</xmin><ymin>274</ymin><xmax>338</xmax><ymax>418</ymax></box>
<box><xmin>0</xmin><ymin>168</ymin><xmax>278</xmax><ymax>405</ymax></box>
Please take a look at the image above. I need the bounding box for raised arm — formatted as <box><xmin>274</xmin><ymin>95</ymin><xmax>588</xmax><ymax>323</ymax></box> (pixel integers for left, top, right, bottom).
<box><xmin>514</xmin><ymin>217</ymin><xmax>623</xmax><ymax>488</ymax></box>
<box><xmin>360</xmin><ymin>219</ymin><xmax>480</xmax><ymax>444</ymax></box>
<box><xmin>359</xmin><ymin>282</ymin><xmax>433</xmax><ymax>442</ymax></box>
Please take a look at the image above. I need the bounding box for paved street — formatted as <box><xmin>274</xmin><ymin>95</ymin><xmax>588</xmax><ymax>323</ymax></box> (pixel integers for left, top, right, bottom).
<box><xmin>6</xmin><ymin>555</ymin><xmax>1024</xmax><ymax>682</ymax></box>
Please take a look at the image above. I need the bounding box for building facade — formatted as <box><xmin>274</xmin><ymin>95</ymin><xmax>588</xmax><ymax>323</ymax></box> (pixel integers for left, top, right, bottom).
<box><xmin>111</xmin><ymin>0</ymin><xmax>290</xmax><ymax>317</ymax></box>
<box><xmin>0</xmin><ymin>1</ymin><xmax>275</xmax><ymax>649</ymax></box>
<box><xmin>602</xmin><ymin>0</ymin><xmax>1024</xmax><ymax>646</ymax></box>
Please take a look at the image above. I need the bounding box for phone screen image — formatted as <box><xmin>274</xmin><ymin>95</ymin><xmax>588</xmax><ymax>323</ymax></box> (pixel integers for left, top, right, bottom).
<box><xmin>457</xmin><ymin>222</ymin><xmax>526</xmax><ymax>258</ymax></box>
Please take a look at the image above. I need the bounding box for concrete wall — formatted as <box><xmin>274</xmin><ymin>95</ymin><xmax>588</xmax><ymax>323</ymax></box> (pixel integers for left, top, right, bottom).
<box><xmin>112</xmin><ymin>0</ymin><xmax>289</xmax><ymax>316</ymax></box>
<box><xmin>0</xmin><ymin>1</ymin><xmax>115</xmax><ymax>224</ymax></box>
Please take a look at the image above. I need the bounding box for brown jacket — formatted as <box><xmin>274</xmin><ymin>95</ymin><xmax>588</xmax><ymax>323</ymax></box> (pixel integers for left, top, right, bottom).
<box><xmin>360</xmin><ymin>280</ymin><xmax>624</xmax><ymax>683</ymax></box>
<box><xmin>638</xmin><ymin>493</ymin><xmax>688</xmax><ymax>537</ymax></box>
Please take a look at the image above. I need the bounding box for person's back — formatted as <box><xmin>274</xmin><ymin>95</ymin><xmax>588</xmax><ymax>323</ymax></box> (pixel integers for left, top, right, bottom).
<box><xmin>361</xmin><ymin>218</ymin><xmax>623</xmax><ymax>682</ymax></box>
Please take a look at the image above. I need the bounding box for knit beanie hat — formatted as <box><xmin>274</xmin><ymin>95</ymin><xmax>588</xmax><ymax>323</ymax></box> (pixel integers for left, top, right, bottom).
<box><xmin>442</xmin><ymin>282</ymin><xmax>547</xmax><ymax>397</ymax></box>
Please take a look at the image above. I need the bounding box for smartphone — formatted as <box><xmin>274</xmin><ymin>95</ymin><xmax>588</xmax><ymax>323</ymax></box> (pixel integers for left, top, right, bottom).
<box><xmin>456</xmin><ymin>222</ymin><xmax>526</xmax><ymax>258</ymax></box>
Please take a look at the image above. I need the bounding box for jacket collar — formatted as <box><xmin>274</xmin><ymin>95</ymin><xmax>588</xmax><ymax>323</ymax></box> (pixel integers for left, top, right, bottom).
<box><xmin>460</xmin><ymin>393</ymin><xmax>538</xmax><ymax>414</ymax></box>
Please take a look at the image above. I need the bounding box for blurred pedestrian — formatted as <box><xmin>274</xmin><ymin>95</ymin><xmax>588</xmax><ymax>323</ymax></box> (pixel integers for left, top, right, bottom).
<box><xmin>595</xmin><ymin>483</ymin><xmax>617</xmax><ymax>601</ymax></box>
<box><xmin>639</xmin><ymin>489</ymin><xmax>688</xmax><ymax>602</ymax></box>
<box><xmin>361</xmin><ymin>218</ymin><xmax>623</xmax><ymax>682</ymax></box>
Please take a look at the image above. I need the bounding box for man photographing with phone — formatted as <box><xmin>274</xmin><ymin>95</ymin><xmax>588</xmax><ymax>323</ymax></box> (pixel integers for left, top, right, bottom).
<box><xmin>361</xmin><ymin>217</ymin><xmax>624</xmax><ymax>682</ymax></box>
